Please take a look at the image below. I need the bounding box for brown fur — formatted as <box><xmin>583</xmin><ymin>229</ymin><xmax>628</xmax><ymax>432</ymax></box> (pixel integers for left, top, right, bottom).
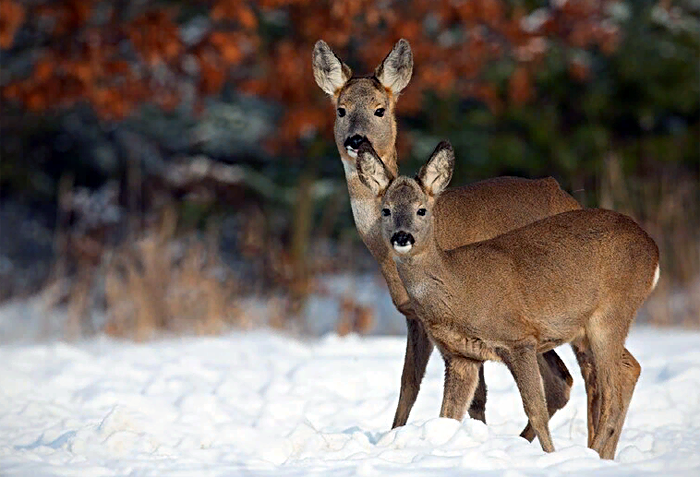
<box><xmin>368</xmin><ymin>141</ymin><xmax>659</xmax><ymax>459</ymax></box>
<box><xmin>313</xmin><ymin>39</ymin><xmax>576</xmax><ymax>435</ymax></box>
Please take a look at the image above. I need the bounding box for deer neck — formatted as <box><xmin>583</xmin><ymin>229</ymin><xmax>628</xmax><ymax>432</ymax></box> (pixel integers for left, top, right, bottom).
<box><xmin>341</xmin><ymin>147</ymin><xmax>398</xmax><ymax>253</ymax></box>
<box><xmin>392</xmin><ymin>228</ymin><xmax>450</xmax><ymax>305</ymax></box>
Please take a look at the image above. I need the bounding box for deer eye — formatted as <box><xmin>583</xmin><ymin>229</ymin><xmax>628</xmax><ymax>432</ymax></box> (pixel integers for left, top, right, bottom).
<box><xmin>374</xmin><ymin>107</ymin><xmax>385</xmax><ymax>117</ymax></box>
<box><xmin>337</xmin><ymin>107</ymin><xmax>346</xmax><ymax>117</ymax></box>
<box><xmin>417</xmin><ymin>208</ymin><xmax>427</xmax><ymax>216</ymax></box>
<box><xmin>382</xmin><ymin>208</ymin><xmax>391</xmax><ymax>217</ymax></box>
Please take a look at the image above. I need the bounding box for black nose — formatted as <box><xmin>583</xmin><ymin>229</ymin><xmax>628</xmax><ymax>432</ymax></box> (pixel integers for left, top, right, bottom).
<box><xmin>391</xmin><ymin>231</ymin><xmax>415</xmax><ymax>247</ymax></box>
<box><xmin>344</xmin><ymin>135</ymin><xmax>366</xmax><ymax>150</ymax></box>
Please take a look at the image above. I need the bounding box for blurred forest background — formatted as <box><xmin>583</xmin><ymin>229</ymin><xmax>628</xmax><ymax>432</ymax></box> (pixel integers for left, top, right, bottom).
<box><xmin>0</xmin><ymin>0</ymin><xmax>698</xmax><ymax>341</ymax></box>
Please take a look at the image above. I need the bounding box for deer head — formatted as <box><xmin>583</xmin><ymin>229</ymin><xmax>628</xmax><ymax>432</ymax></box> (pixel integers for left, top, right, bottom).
<box><xmin>313</xmin><ymin>39</ymin><xmax>413</xmax><ymax>172</ymax></box>
<box><xmin>356</xmin><ymin>140</ymin><xmax>454</xmax><ymax>257</ymax></box>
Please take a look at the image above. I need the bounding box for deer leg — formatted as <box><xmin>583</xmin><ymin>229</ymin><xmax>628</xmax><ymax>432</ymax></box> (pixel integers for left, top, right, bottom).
<box><xmin>439</xmin><ymin>355</ymin><xmax>481</xmax><ymax>421</ymax></box>
<box><xmin>521</xmin><ymin>350</ymin><xmax>573</xmax><ymax>442</ymax></box>
<box><xmin>588</xmin><ymin>364</ymin><xmax>620</xmax><ymax>459</ymax></box>
<box><xmin>439</xmin><ymin>356</ymin><xmax>486</xmax><ymax>422</ymax></box>
<box><xmin>505</xmin><ymin>344</ymin><xmax>555</xmax><ymax>453</ymax></box>
<box><xmin>392</xmin><ymin>316</ymin><xmax>434</xmax><ymax>428</ymax></box>
<box><xmin>600</xmin><ymin>348</ymin><xmax>641</xmax><ymax>459</ymax></box>
<box><xmin>467</xmin><ymin>364</ymin><xmax>487</xmax><ymax>423</ymax></box>
<box><xmin>587</xmin><ymin>315</ymin><xmax>628</xmax><ymax>460</ymax></box>
<box><xmin>571</xmin><ymin>338</ymin><xmax>600</xmax><ymax>448</ymax></box>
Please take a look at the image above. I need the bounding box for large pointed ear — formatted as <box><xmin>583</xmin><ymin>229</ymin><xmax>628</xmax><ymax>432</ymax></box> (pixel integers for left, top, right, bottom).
<box><xmin>375</xmin><ymin>39</ymin><xmax>413</xmax><ymax>95</ymax></box>
<box><xmin>417</xmin><ymin>141</ymin><xmax>454</xmax><ymax>196</ymax></box>
<box><xmin>356</xmin><ymin>141</ymin><xmax>394</xmax><ymax>195</ymax></box>
<box><xmin>312</xmin><ymin>40</ymin><xmax>352</xmax><ymax>96</ymax></box>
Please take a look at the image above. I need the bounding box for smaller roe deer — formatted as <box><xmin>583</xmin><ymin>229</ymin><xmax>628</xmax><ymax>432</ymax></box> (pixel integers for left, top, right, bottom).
<box><xmin>356</xmin><ymin>141</ymin><xmax>660</xmax><ymax>459</ymax></box>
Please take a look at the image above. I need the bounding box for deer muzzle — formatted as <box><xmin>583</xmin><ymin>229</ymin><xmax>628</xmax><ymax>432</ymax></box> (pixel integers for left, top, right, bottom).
<box><xmin>391</xmin><ymin>231</ymin><xmax>415</xmax><ymax>254</ymax></box>
<box><xmin>344</xmin><ymin>135</ymin><xmax>367</xmax><ymax>158</ymax></box>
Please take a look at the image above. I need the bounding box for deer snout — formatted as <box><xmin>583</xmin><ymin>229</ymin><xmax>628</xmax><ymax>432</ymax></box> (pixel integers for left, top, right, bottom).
<box><xmin>344</xmin><ymin>135</ymin><xmax>367</xmax><ymax>157</ymax></box>
<box><xmin>391</xmin><ymin>231</ymin><xmax>415</xmax><ymax>254</ymax></box>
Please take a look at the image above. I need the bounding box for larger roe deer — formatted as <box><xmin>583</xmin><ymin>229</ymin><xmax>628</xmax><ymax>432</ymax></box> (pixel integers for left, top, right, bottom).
<box><xmin>312</xmin><ymin>38</ymin><xmax>578</xmax><ymax>437</ymax></box>
<box><xmin>357</xmin><ymin>140</ymin><xmax>660</xmax><ymax>459</ymax></box>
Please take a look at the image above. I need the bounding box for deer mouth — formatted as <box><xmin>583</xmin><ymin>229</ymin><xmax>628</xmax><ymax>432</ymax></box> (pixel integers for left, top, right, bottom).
<box><xmin>345</xmin><ymin>146</ymin><xmax>358</xmax><ymax>158</ymax></box>
<box><xmin>393</xmin><ymin>243</ymin><xmax>413</xmax><ymax>254</ymax></box>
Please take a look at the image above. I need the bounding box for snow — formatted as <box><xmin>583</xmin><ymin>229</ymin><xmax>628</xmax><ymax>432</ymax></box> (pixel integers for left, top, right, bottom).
<box><xmin>2</xmin><ymin>327</ymin><xmax>700</xmax><ymax>476</ymax></box>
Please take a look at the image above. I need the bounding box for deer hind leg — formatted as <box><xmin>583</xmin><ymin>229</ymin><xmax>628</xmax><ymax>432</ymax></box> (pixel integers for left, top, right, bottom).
<box><xmin>586</xmin><ymin>310</ymin><xmax>632</xmax><ymax>460</ymax></box>
<box><xmin>571</xmin><ymin>337</ymin><xmax>600</xmax><ymax>448</ymax></box>
<box><xmin>439</xmin><ymin>356</ymin><xmax>482</xmax><ymax>420</ymax></box>
<box><xmin>521</xmin><ymin>350</ymin><xmax>574</xmax><ymax>442</ymax></box>
<box><xmin>392</xmin><ymin>317</ymin><xmax>434</xmax><ymax>428</ymax></box>
<box><xmin>505</xmin><ymin>343</ymin><xmax>555</xmax><ymax>453</ymax></box>
<box><xmin>600</xmin><ymin>348</ymin><xmax>641</xmax><ymax>458</ymax></box>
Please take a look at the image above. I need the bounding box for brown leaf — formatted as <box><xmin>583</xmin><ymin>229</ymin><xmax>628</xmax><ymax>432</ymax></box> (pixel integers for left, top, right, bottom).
<box><xmin>0</xmin><ymin>0</ymin><xmax>25</xmax><ymax>49</ymax></box>
<box><xmin>569</xmin><ymin>57</ymin><xmax>590</xmax><ymax>82</ymax></box>
<box><xmin>237</xmin><ymin>4</ymin><xmax>257</xmax><ymax>30</ymax></box>
<box><xmin>34</xmin><ymin>58</ymin><xmax>54</xmax><ymax>82</ymax></box>
<box><xmin>508</xmin><ymin>66</ymin><xmax>532</xmax><ymax>105</ymax></box>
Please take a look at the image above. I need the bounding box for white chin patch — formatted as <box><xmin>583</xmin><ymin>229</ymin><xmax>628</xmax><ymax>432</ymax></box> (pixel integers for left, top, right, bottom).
<box><xmin>346</xmin><ymin>147</ymin><xmax>358</xmax><ymax>158</ymax></box>
<box><xmin>393</xmin><ymin>243</ymin><xmax>413</xmax><ymax>254</ymax></box>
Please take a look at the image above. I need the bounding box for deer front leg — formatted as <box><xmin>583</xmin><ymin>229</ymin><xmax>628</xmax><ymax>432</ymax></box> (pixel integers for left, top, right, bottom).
<box><xmin>439</xmin><ymin>355</ymin><xmax>486</xmax><ymax>422</ymax></box>
<box><xmin>467</xmin><ymin>365</ymin><xmax>487</xmax><ymax>423</ymax></box>
<box><xmin>440</xmin><ymin>355</ymin><xmax>482</xmax><ymax>421</ymax></box>
<box><xmin>392</xmin><ymin>313</ymin><xmax>434</xmax><ymax>428</ymax></box>
<box><xmin>504</xmin><ymin>344</ymin><xmax>555</xmax><ymax>453</ymax></box>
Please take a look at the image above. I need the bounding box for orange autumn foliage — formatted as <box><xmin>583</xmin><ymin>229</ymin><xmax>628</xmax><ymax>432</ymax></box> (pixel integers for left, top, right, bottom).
<box><xmin>0</xmin><ymin>0</ymin><xmax>25</xmax><ymax>49</ymax></box>
<box><xmin>1</xmin><ymin>0</ymin><xmax>621</xmax><ymax>152</ymax></box>
<box><xmin>212</xmin><ymin>0</ymin><xmax>258</xmax><ymax>30</ymax></box>
<box><xmin>508</xmin><ymin>66</ymin><xmax>532</xmax><ymax>106</ymax></box>
<box><xmin>127</xmin><ymin>10</ymin><xmax>183</xmax><ymax>66</ymax></box>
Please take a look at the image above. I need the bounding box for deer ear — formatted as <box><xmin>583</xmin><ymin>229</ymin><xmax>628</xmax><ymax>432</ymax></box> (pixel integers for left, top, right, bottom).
<box><xmin>417</xmin><ymin>141</ymin><xmax>454</xmax><ymax>196</ymax></box>
<box><xmin>375</xmin><ymin>39</ymin><xmax>413</xmax><ymax>95</ymax></box>
<box><xmin>357</xmin><ymin>142</ymin><xmax>393</xmax><ymax>195</ymax></box>
<box><xmin>313</xmin><ymin>40</ymin><xmax>352</xmax><ymax>96</ymax></box>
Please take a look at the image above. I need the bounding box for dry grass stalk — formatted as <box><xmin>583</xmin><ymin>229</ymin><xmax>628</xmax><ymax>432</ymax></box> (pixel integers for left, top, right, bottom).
<box><xmin>102</xmin><ymin>208</ymin><xmax>244</xmax><ymax>340</ymax></box>
<box><xmin>336</xmin><ymin>296</ymin><xmax>375</xmax><ymax>336</ymax></box>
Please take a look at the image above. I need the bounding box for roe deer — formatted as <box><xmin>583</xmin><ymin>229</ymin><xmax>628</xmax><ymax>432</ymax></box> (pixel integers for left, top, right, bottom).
<box><xmin>357</xmin><ymin>140</ymin><xmax>660</xmax><ymax>459</ymax></box>
<box><xmin>313</xmin><ymin>38</ymin><xmax>576</xmax><ymax>436</ymax></box>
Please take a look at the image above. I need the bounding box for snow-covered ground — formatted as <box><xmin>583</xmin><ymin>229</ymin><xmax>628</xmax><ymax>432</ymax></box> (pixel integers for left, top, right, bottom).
<box><xmin>2</xmin><ymin>327</ymin><xmax>700</xmax><ymax>476</ymax></box>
